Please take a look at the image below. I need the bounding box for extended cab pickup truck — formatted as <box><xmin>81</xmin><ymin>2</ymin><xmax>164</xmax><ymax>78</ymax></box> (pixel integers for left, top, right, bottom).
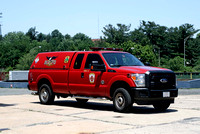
<box><xmin>28</xmin><ymin>47</ymin><xmax>178</xmax><ymax>112</ymax></box>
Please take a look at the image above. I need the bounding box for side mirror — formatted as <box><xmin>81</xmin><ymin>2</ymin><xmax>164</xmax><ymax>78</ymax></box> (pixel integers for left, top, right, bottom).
<box><xmin>91</xmin><ymin>61</ymin><xmax>106</xmax><ymax>72</ymax></box>
<box><xmin>145</xmin><ymin>62</ymin><xmax>150</xmax><ymax>66</ymax></box>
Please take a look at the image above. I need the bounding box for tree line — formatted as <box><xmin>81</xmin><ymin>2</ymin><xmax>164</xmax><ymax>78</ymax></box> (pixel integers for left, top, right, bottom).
<box><xmin>0</xmin><ymin>20</ymin><xmax>200</xmax><ymax>72</ymax></box>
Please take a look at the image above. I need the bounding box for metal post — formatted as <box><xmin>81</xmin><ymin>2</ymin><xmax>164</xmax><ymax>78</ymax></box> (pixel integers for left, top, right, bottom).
<box><xmin>184</xmin><ymin>38</ymin><xmax>186</xmax><ymax>67</ymax></box>
<box><xmin>184</xmin><ymin>36</ymin><xmax>190</xmax><ymax>67</ymax></box>
<box><xmin>190</xmin><ymin>72</ymin><xmax>192</xmax><ymax>79</ymax></box>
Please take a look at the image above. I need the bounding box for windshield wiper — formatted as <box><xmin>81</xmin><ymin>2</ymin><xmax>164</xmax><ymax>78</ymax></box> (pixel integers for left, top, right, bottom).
<box><xmin>110</xmin><ymin>64</ymin><xmax>143</xmax><ymax>67</ymax></box>
<box><xmin>110</xmin><ymin>64</ymin><xmax>123</xmax><ymax>67</ymax></box>
<box><xmin>129</xmin><ymin>65</ymin><xmax>141</xmax><ymax>66</ymax></box>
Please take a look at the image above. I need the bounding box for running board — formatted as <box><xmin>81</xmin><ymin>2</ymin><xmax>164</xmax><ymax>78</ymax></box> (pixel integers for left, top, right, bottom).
<box><xmin>73</xmin><ymin>96</ymin><xmax>109</xmax><ymax>100</ymax></box>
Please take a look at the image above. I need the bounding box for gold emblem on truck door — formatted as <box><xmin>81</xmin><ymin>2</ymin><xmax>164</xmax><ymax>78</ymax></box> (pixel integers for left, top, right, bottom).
<box><xmin>89</xmin><ymin>73</ymin><xmax>95</xmax><ymax>83</ymax></box>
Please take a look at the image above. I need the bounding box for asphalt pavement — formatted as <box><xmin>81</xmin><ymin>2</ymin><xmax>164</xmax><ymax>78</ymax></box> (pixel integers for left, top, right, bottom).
<box><xmin>0</xmin><ymin>88</ymin><xmax>200</xmax><ymax>134</ymax></box>
<box><xmin>0</xmin><ymin>88</ymin><xmax>33</xmax><ymax>96</ymax></box>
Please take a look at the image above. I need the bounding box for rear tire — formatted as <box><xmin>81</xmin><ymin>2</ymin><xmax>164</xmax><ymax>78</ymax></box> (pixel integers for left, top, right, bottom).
<box><xmin>113</xmin><ymin>88</ymin><xmax>132</xmax><ymax>112</ymax></box>
<box><xmin>153</xmin><ymin>102</ymin><xmax>170</xmax><ymax>112</ymax></box>
<box><xmin>39</xmin><ymin>84</ymin><xmax>55</xmax><ymax>104</ymax></box>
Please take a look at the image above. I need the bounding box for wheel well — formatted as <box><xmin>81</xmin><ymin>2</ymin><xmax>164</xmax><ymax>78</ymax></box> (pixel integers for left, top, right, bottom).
<box><xmin>110</xmin><ymin>81</ymin><xmax>131</xmax><ymax>99</ymax></box>
<box><xmin>37</xmin><ymin>78</ymin><xmax>51</xmax><ymax>91</ymax></box>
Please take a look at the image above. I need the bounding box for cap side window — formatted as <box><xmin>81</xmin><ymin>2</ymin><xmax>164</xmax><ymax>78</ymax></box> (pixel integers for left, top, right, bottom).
<box><xmin>74</xmin><ymin>54</ymin><xmax>84</xmax><ymax>69</ymax></box>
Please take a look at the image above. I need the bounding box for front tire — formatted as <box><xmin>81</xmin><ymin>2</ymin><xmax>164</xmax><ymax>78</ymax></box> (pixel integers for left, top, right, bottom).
<box><xmin>39</xmin><ymin>84</ymin><xmax>55</xmax><ymax>104</ymax></box>
<box><xmin>113</xmin><ymin>88</ymin><xmax>132</xmax><ymax>112</ymax></box>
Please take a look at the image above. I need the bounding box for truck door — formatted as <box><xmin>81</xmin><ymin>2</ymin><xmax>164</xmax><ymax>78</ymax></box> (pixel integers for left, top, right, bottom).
<box><xmin>81</xmin><ymin>53</ymin><xmax>106</xmax><ymax>96</ymax></box>
<box><xmin>68</xmin><ymin>53</ymin><xmax>86</xmax><ymax>95</ymax></box>
<box><xmin>69</xmin><ymin>53</ymin><xmax>106</xmax><ymax>96</ymax></box>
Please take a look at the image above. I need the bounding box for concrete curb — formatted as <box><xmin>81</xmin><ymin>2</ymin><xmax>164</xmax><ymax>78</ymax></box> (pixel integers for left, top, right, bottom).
<box><xmin>0</xmin><ymin>81</ymin><xmax>28</xmax><ymax>88</ymax></box>
<box><xmin>177</xmin><ymin>79</ymin><xmax>200</xmax><ymax>88</ymax></box>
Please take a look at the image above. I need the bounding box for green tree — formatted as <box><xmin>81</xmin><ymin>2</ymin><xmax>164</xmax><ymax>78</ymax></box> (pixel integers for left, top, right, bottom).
<box><xmin>168</xmin><ymin>56</ymin><xmax>184</xmax><ymax>71</ymax></box>
<box><xmin>128</xmin><ymin>21</ymin><xmax>200</xmax><ymax>68</ymax></box>
<box><xmin>0</xmin><ymin>32</ymin><xmax>31</xmax><ymax>68</ymax></box>
<box><xmin>193</xmin><ymin>57</ymin><xmax>200</xmax><ymax>71</ymax></box>
<box><xmin>57</xmin><ymin>39</ymin><xmax>74</xmax><ymax>51</ymax></box>
<box><xmin>26</xmin><ymin>27</ymin><xmax>38</xmax><ymax>41</ymax></box>
<box><xmin>72</xmin><ymin>33</ymin><xmax>94</xmax><ymax>51</ymax></box>
<box><xmin>1</xmin><ymin>23</ymin><xmax>199</xmax><ymax>72</ymax></box>
<box><xmin>64</xmin><ymin>34</ymin><xmax>71</xmax><ymax>40</ymax></box>
<box><xmin>16</xmin><ymin>40</ymin><xmax>51</xmax><ymax>70</ymax></box>
<box><xmin>36</xmin><ymin>32</ymin><xmax>47</xmax><ymax>42</ymax></box>
<box><xmin>102</xmin><ymin>24</ymin><xmax>131</xmax><ymax>45</ymax></box>
<box><xmin>48</xmin><ymin>29</ymin><xmax>64</xmax><ymax>51</ymax></box>
<box><xmin>129</xmin><ymin>29</ymin><xmax>150</xmax><ymax>46</ymax></box>
<box><xmin>16</xmin><ymin>49</ymin><xmax>37</xmax><ymax>70</ymax></box>
<box><xmin>122</xmin><ymin>41</ymin><xmax>157</xmax><ymax>66</ymax></box>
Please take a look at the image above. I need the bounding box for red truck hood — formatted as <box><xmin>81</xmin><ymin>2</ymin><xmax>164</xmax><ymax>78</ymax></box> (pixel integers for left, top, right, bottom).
<box><xmin>114</xmin><ymin>66</ymin><xmax>171</xmax><ymax>74</ymax></box>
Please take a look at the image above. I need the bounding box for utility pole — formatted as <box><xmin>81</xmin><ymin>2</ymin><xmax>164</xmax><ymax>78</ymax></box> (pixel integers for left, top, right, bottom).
<box><xmin>98</xmin><ymin>15</ymin><xmax>99</xmax><ymax>38</ymax></box>
<box><xmin>184</xmin><ymin>35</ymin><xmax>190</xmax><ymax>67</ymax></box>
<box><xmin>183</xmin><ymin>29</ymin><xmax>200</xmax><ymax>67</ymax></box>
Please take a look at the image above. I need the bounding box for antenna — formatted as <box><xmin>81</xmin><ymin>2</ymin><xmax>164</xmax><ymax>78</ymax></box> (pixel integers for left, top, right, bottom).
<box><xmin>98</xmin><ymin>15</ymin><xmax>99</xmax><ymax>38</ymax></box>
<box><xmin>0</xmin><ymin>12</ymin><xmax>2</xmax><ymax>36</ymax></box>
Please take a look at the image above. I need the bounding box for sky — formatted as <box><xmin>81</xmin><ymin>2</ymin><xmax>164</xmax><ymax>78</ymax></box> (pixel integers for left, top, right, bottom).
<box><xmin>0</xmin><ymin>0</ymin><xmax>200</xmax><ymax>39</ymax></box>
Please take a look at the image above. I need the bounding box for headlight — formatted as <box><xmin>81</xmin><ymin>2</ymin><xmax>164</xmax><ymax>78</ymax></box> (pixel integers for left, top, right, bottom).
<box><xmin>131</xmin><ymin>74</ymin><xmax>145</xmax><ymax>87</ymax></box>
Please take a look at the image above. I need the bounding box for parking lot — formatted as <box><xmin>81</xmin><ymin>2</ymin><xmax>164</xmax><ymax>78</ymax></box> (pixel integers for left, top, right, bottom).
<box><xmin>0</xmin><ymin>88</ymin><xmax>200</xmax><ymax>134</ymax></box>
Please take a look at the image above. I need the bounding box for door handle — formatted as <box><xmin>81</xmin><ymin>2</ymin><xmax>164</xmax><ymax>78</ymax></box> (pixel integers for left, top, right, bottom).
<box><xmin>81</xmin><ymin>73</ymin><xmax>84</xmax><ymax>78</ymax></box>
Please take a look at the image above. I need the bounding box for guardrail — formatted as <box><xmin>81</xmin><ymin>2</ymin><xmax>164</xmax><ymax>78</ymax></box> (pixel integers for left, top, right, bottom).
<box><xmin>175</xmin><ymin>72</ymin><xmax>200</xmax><ymax>80</ymax></box>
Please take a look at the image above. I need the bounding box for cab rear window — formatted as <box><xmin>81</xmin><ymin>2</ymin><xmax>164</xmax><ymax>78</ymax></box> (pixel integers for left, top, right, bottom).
<box><xmin>85</xmin><ymin>54</ymin><xmax>104</xmax><ymax>69</ymax></box>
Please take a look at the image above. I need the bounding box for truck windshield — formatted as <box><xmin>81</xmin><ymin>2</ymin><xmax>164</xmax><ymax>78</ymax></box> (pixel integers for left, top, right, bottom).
<box><xmin>102</xmin><ymin>53</ymin><xmax>144</xmax><ymax>67</ymax></box>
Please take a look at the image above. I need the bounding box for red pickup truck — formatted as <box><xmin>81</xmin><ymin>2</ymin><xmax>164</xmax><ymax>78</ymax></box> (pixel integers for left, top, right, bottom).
<box><xmin>28</xmin><ymin>47</ymin><xmax>178</xmax><ymax>112</ymax></box>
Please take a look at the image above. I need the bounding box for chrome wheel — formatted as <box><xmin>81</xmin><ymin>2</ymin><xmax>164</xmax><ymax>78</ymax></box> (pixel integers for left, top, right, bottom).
<box><xmin>40</xmin><ymin>88</ymin><xmax>49</xmax><ymax>103</ymax></box>
<box><xmin>113</xmin><ymin>88</ymin><xmax>132</xmax><ymax>112</ymax></box>
<box><xmin>115</xmin><ymin>93</ymin><xmax>125</xmax><ymax>109</ymax></box>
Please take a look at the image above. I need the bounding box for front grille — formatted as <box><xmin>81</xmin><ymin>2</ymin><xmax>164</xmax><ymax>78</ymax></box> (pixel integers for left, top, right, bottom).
<box><xmin>146</xmin><ymin>71</ymin><xmax>176</xmax><ymax>90</ymax></box>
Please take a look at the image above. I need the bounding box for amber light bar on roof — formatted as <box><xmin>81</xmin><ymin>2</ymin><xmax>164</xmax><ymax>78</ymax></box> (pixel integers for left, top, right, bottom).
<box><xmin>90</xmin><ymin>47</ymin><xmax>123</xmax><ymax>51</ymax></box>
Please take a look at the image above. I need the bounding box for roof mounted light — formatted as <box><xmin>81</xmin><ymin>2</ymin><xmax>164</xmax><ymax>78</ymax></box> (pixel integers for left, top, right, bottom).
<box><xmin>90</xmin><ymin>47</ymin><xmax>123</xmax><ymax>51</ymax></box>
